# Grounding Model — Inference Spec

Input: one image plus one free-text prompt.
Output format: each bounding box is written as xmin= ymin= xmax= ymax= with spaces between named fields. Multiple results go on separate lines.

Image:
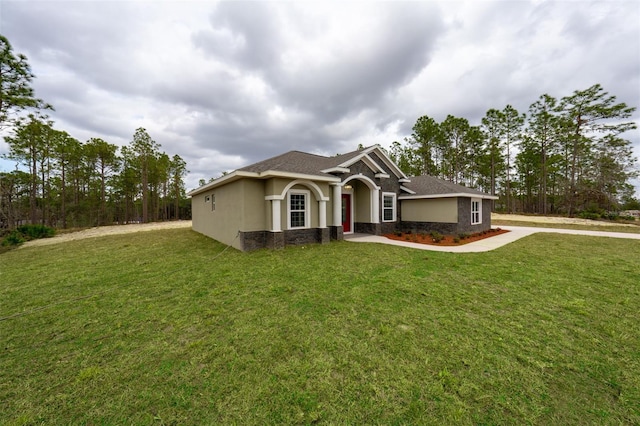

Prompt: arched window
xmin=287 ymin=189 xmax=310 ymax=229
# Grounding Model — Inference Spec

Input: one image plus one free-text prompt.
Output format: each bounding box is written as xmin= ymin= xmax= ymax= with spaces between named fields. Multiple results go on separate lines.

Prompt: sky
xmin=1 ymin=0 xmax=639 ymax=194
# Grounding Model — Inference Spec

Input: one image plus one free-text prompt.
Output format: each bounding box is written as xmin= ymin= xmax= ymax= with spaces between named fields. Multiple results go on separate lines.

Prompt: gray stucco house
xmin=188 ymin=145 xmax=497 ymax=251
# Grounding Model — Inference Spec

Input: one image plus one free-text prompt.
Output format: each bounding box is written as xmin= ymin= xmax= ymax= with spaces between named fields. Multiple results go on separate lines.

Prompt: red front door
xmin=341 ymin=194 xmax=351 ymax=232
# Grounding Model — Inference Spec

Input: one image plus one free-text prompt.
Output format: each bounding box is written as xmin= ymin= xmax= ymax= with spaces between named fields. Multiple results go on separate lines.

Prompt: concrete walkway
xmin=344 ymin=226 xmax=640 ymax=253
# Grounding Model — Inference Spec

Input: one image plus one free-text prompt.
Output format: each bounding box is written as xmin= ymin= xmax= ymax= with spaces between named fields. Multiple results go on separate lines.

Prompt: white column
xmin=318 ymin=200 xmax=327 ymax=228
xmin=271 ymin=199 xmax=281 ymax=232
xmin=332 ymin=184 xmax=341 ymax=226
xmin=372 ymin=188 xmax=380 ymax=223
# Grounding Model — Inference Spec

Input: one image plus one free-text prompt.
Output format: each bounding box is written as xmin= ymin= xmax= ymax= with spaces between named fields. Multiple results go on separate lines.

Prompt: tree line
xmin=0 ymin=35 xmax=189 ymax=232
xmin=389 ymin=85 xmax=638 ymax=216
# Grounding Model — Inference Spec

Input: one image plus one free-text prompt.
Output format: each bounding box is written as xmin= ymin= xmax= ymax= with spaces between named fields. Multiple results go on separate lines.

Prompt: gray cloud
xmin=0 ymin=0 xmax=638 ymax=193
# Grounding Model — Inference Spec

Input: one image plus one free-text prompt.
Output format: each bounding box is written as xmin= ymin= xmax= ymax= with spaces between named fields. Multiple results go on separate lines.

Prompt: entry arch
xmin=341 ymin=174 xmax=380 ymax=224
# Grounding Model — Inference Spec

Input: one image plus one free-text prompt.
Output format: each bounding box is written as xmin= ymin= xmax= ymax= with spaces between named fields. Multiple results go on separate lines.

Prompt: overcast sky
xmin=1 ymin=0 xmax=639 ymax=194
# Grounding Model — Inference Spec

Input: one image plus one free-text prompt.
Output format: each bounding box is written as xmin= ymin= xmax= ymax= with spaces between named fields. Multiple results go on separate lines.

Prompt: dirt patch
xmin=20 ymin=220 xmax=192 ymax=248
xmin=384 ymin=228 xmax=510 ymax=246
xmin=492 ymin=213 xmax=637 ymax=227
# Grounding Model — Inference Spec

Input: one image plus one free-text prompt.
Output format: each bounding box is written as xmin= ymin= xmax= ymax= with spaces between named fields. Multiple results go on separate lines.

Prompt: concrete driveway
xmin=345 ymin=226 xmax=640 ymax=253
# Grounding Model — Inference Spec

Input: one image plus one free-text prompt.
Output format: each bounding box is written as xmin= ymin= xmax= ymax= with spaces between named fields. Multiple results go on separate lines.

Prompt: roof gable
xmin=324 ymin=145 xmax=407 ymax=179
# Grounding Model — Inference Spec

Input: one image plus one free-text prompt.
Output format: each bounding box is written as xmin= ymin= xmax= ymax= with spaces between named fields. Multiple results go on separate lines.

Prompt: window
xmin=382 ymin=192 xmax=396 ymax=222
xmin=288 ymin=190 xmax=309 ymax=229
xmin=471 ymin=198 xmax=481 ymax=225
xmin=204 ymin=195 xmax=210 ymax=203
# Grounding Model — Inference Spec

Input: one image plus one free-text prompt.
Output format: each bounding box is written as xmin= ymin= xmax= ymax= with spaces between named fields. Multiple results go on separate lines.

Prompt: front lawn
xmin=1 ymin=229 xmax=638 ymax=424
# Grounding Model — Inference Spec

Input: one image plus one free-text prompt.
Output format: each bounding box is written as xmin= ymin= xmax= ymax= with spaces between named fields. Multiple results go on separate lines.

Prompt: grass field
xmin=491 ymin=219 xmax=640 ymax=234
xmin=1 ymin=229 xmax=639 ymax=424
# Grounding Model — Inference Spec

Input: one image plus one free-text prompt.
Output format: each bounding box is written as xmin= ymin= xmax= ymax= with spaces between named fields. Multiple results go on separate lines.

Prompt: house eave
xmin=187 ymin=170 xmax=341 ymax=197
xmin=321 ymin=166 xmax=350 ymax=174
xmin=258 ymin=170 xmax=341 ymax=182
xmin=400 ymin=185 xmax=416 ymax=195
xmin=187 ymin=171 xmax=258 ymax=196
xmin=399 ymin=193 xmax=499 ymax=200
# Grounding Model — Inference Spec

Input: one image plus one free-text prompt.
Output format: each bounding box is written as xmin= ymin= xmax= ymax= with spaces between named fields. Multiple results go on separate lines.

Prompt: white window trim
xmin=382 ymin=192 xmax=396 ymax=222
xmin=204 ymin=195 xmax=210 ymax=203
xmin=287 ymin=189 xmax=310 ymax=230
xmin=471 ymin=198 xmax=482 ymax=225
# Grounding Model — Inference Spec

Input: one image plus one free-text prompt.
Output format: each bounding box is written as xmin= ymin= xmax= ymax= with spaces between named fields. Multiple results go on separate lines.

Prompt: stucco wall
xmin=353 ymin=180 xmax=371 ymax=223
xmin=242 ymin=179 xmax=268 ymax=231
xmin=400 ymin=198 xmax=458 ymax=223
xmin=399 ymin=197 xmax=492 ymax=235
xmin=191 ymin=179 xmax=266 ymax=250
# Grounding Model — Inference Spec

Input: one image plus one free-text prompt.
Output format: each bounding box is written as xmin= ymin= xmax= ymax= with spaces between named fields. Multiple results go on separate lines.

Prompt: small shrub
xmin=458 ymin=232 xmax=470 ymax=240
xmin=453 ymin=237 xmax=460 ymax=243
xmin=1 ymin=224 xmax=56 ymax=247
xmin=1 ymin=230 xmax=26 ymax=246
xmin=430 ymin=231 xmax=444 ymax=243
xmin=578 ymin=211 xmax=600 ymax=220
xmin=394 ymin=230 xmax=403 ymax=237
xmin=17 ymin=224 xmax=56 ymax=240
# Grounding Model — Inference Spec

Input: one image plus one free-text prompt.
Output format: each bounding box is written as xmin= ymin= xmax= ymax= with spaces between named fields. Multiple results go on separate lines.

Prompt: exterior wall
xmin=355 ymin=222 xmax=381 ymax=234
xmin=399 ymin=197 xmax=492 ymax=235
xmin=401 ymin=198 xmax=458 ymax=223
xmin=399 ymin=221 xmax=460 ymax=235
xmin=353 ymin=180 xmax=371 ymax=223
xmin=243 ymin=179 xmax=268 ymax=231
xmin=329 ymin=225 xmax=343 ymax=240
xmin=238 ymin=228 xmax=330 ymax=251
xmin=380 ymin=222 xmax=397 ymax=234
xmin=283 ymin=228 xmax=330 ymax=246
xmin=191 ymin=179 xmax=258 ymax=251
xmin=231 ymin=178 xmax=333 ymax=251
xmin=240 ymin=231 xmax=267 ymax=251
xmin=266 ymin=178 xmax=290 ymax=197
xmin=455 ymin=197 xmax=491 ymax=233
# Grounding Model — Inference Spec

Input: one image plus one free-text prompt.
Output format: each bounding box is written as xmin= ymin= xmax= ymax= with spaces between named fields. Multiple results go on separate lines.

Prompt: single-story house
xmin=188 ymin=145 xmax=498 ymax=251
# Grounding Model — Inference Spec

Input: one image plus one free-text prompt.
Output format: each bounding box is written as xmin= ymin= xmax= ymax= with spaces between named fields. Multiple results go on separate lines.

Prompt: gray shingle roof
xmin=237 ymin=148 xmax=366 ymax=176
xmin=403 ymin=175 xmax=490 ymax=197
xmin=238 ymin=151 xmax=330 ymax=176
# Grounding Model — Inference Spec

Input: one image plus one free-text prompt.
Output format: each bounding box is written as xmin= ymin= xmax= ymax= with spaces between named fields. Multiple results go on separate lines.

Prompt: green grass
xmin=1 ymin=229 xmax=639 ymax=424
xmin=492 ymin=219 xmax=640 ymax=234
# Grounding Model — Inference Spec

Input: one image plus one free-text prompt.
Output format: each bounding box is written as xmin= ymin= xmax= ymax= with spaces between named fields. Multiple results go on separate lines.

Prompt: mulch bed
xmin=384 ymin=228 xmax=510 ymax=246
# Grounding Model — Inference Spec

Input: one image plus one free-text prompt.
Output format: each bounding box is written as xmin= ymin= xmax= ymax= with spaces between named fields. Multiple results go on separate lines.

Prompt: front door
xmin=341 ymin=194 xmax=352 ymax=233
